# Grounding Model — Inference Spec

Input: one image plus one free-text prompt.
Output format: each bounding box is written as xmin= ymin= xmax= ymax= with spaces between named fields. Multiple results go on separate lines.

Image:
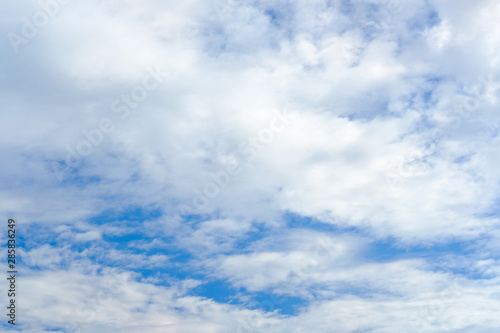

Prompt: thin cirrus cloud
xmin=1 ymin=0 xmax=500 ymax=332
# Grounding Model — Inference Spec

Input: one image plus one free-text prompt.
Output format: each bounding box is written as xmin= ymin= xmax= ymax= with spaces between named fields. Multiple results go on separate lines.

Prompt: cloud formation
xmin=1 ymin=0 xmax=500 ymax=332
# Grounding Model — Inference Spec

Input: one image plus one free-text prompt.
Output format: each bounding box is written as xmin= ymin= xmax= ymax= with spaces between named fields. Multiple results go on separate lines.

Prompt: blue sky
xmin=1 ymin=0 xmax=500 ymax=332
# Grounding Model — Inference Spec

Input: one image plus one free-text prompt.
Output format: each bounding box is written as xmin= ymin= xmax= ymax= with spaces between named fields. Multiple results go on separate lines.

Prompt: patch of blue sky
xmin=177 ymin=212 xmax=212 ymax=224
xmin=453 ymin=153 xmax=473 ymax=165
xmin=426 ymin=10 xmax=441 ymax=27
xmin=366 ymin=237 xmax=496 ymax=281
xmin=127 ymin=266 xmax=195 ymax=286
xmin=408 ymin=76 xmax=444 ymax=106
xmin=367 ymin=237 xmax=476 ymax=262
xmin=330 ymin=281 xmax=396 ymax=299
xmin=192 ymin=279 xmax=307 ymax=315
xmin=92 ymin=231 xmax=191 ymax=261
xmin=425 ymin=76 xmax=444 ymax=85
xmin=0 ymin=320 xmax=23 ymax=331
xmin=16 ymin=223 xmax=58 ymax=250
xmin=66 ymin=174 xmax=102 ymax=189
xmin=407 ymin=9 xmax=441 ymax=34
xmin=264 ymin=8 xmax=280 ymax=26
xmin=339 ymin=0 xmax=355 ymax=16
xmin=190 ymin=280 xmax=241 ymax=304
xmin=231 ymin=223 xmax=271 ymax=252
xmin=88 ymin=206 xmax=163 ymax=225
xmin=422 ymin=90 xmax=433 ymax=104
xmin=250 ymin=292 xmax=306 ymax=315
xmin=338 ymin=100 xmax=393 ymax=121
xmin=420 ymin=76 xmax=445 ymax=100
xmin=283 ymin=211 xmax=364 ymax=234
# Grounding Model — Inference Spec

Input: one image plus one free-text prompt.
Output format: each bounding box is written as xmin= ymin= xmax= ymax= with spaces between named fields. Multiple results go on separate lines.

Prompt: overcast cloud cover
xmin=1 ymin=0 xmax=500 ymax=332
